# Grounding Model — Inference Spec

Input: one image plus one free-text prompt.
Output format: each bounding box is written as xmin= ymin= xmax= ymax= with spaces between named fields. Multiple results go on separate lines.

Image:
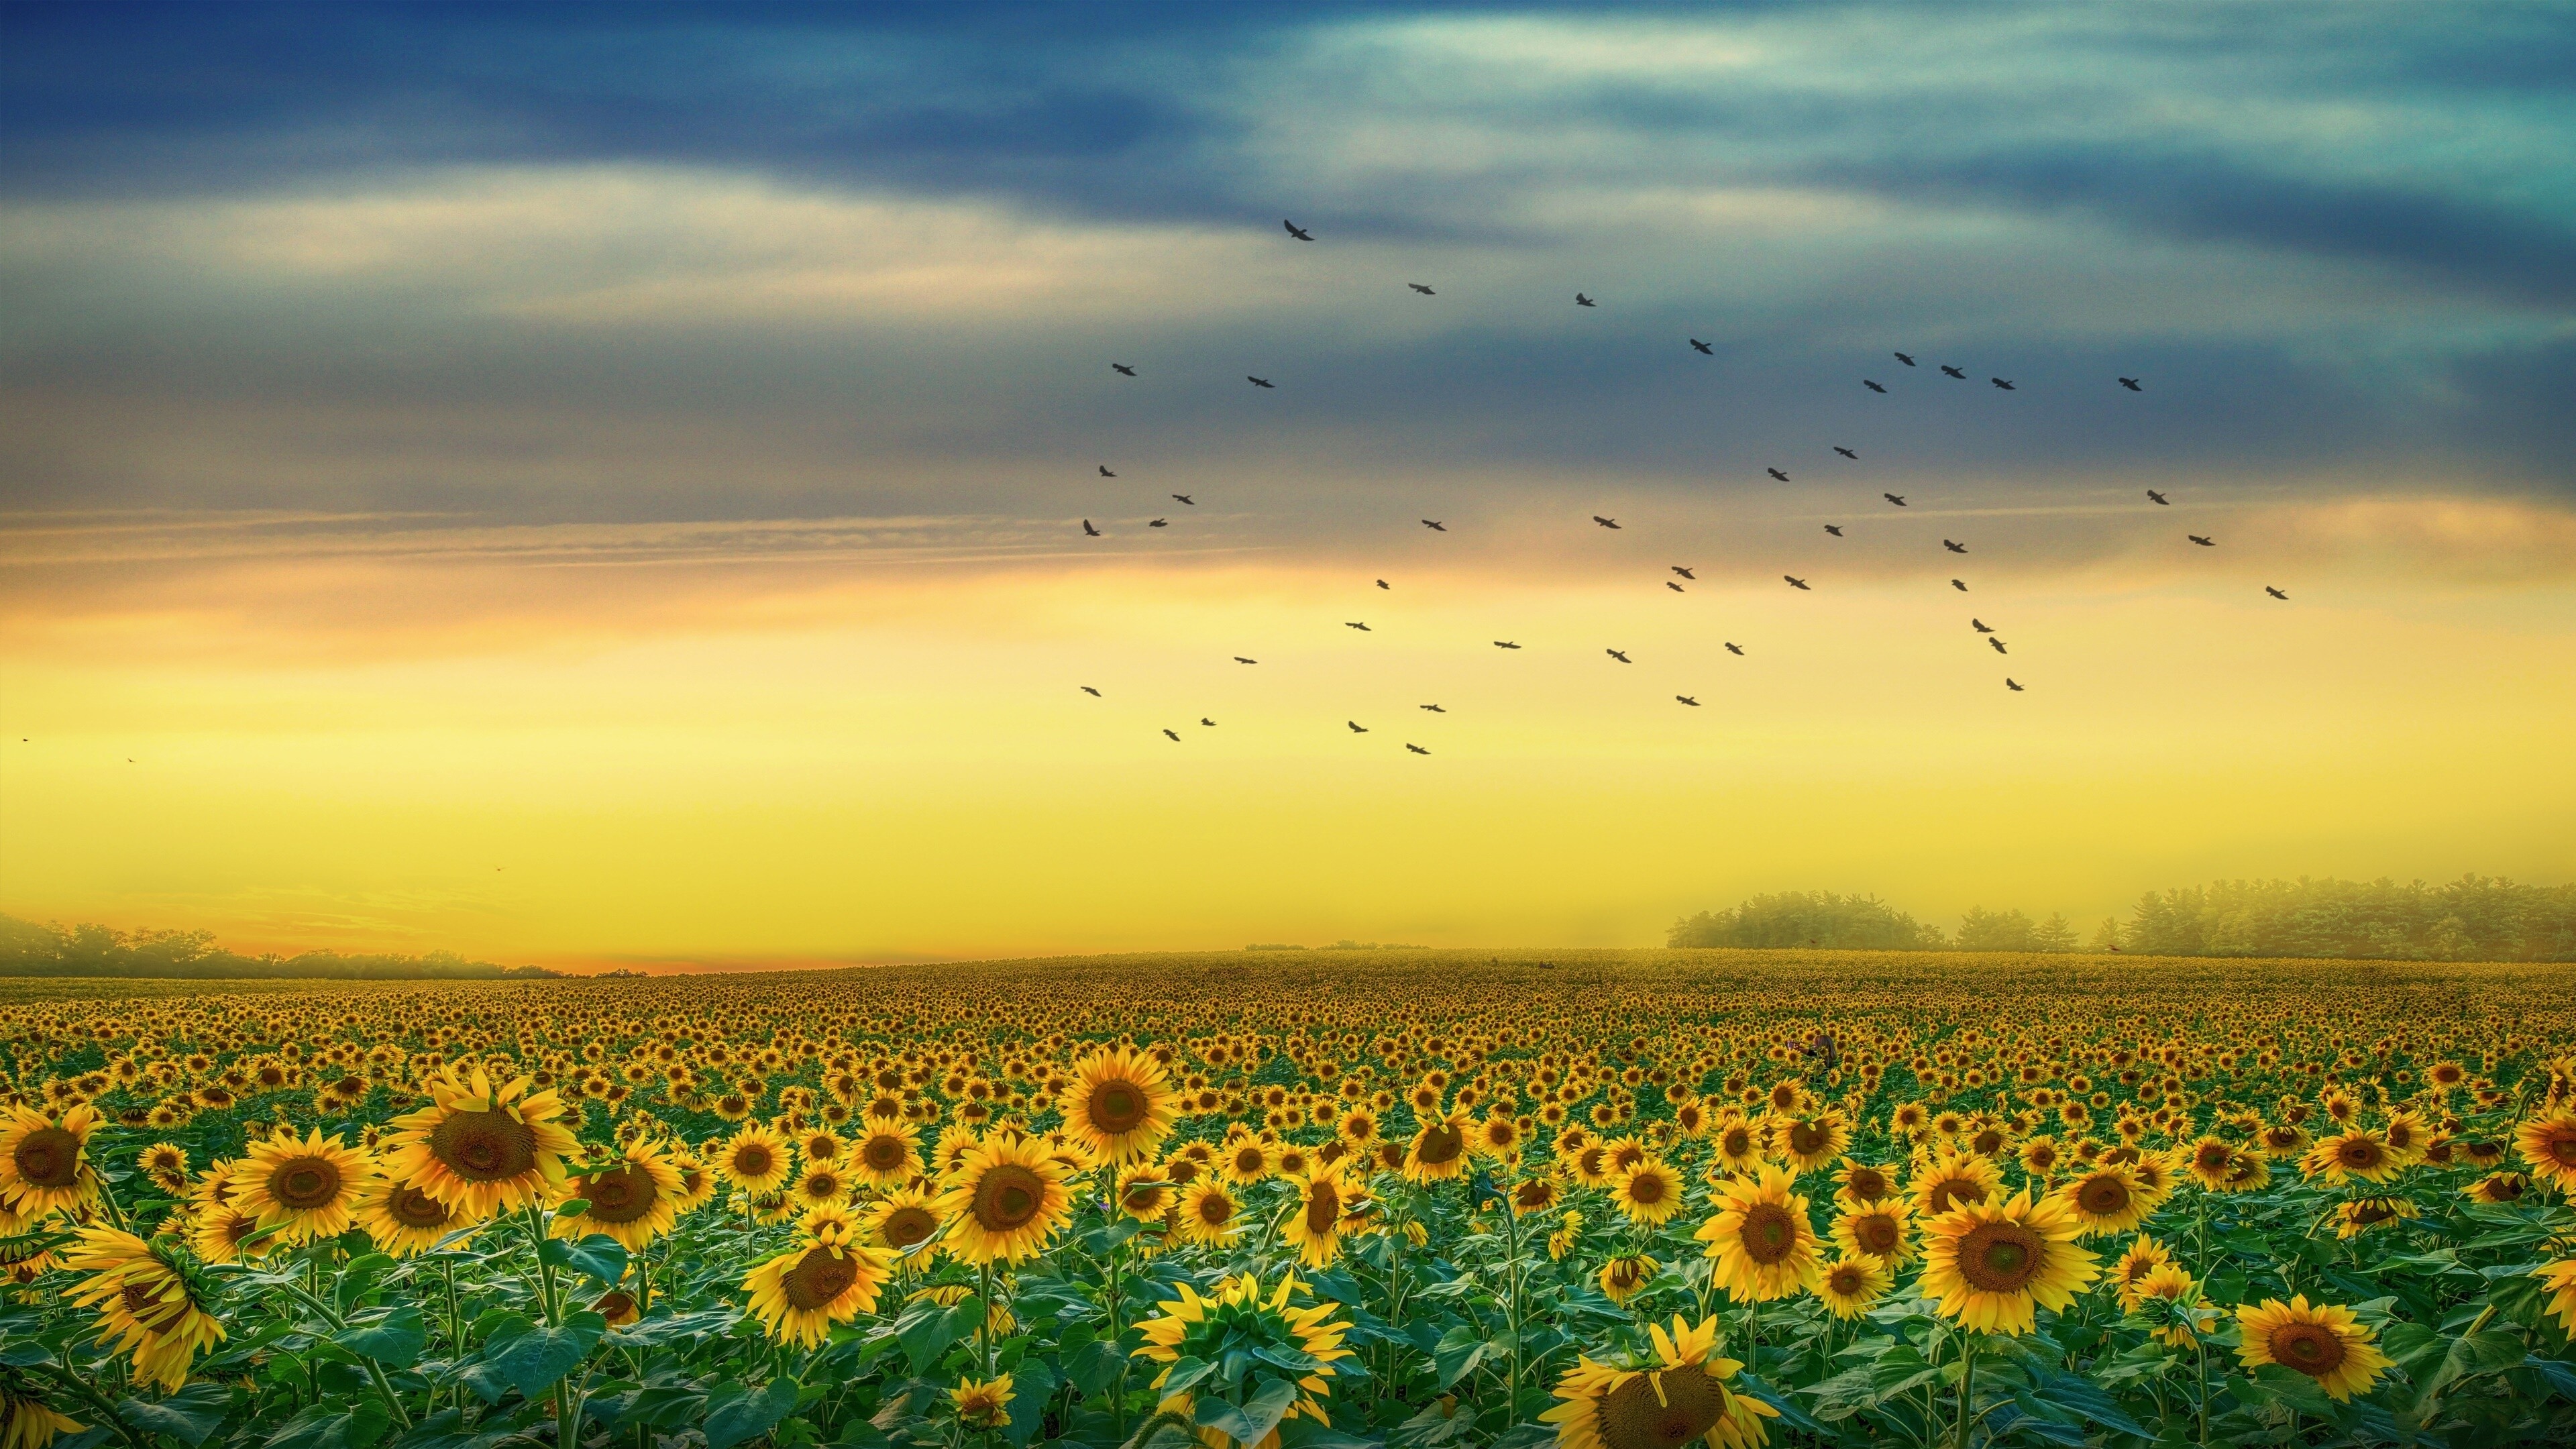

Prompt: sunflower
xmin=1814 ymin=1254 xmax=1892 ymax=1320
xmin=1177 ymin=1179 xmax=1243 ymax=1246
xmin=354 ymin=1172 xmax=471 ymax=1258
xmin=1513 ymin=1173 xmax=1563 ymax=1215
xmin=713 ymin=1124 xmax=795 ymax=1197
xmin=2056 ymin=1163 xmax=2151 ymax=1240
xmin=2234 ymin=1297 xmax=2390 ymax=1402
xmin=0 ymin=1105 xmax=99 ymax=1219
xmin=2463 ymin=1171 xmax=2530 ymax=1205
xmin=380 ymin=1069 xmax=578 ymax=1220
xmin=1613 ymin=1158 xmax=1688 ymax=1228
xmin=1768 ymin=1112 xmax=1849 ymax=1177
xmin=2302 ymin=1129 xmax=2400 ymax=1186
xmin=2334 ymin=1197 xmax=2419 ymax=1239
xmin=60 ymin=1227 xmax=226 ymax=1391
xmin=667 ymin=1151 xmax=718 ymax=1214
xmin=551 ymin=1141 xmax=684 ymax=1251
xmin=135 ymin=1143 xmax=190 ymax=1195
xmin=1710 ymin=1115 xmax=1764 ymax=1173
xmin=1132 ymin=1274 xmax=1356 ymax=1449
xmin=1918 ymin=1189 xmax=2100 ymax=1336
xmin=932 ymin=1132 xmax=1074 ymax=1265
xmin=227 ymin=1127 xmax=371 ymax=1247
xmin=2255 ymin=1122 xmax=2311 ymax=1159
xmin=1831 ymin=1159 xmax=1897 ymax=1209
xmin=2515 ymin=1108 xmax=2576 ymax=1193
xmin=2108 ymin=1234 xmax=2173 ymax=1309
xmin=1475 ymin=1112 xmax=1524 ymax=1161
xmin=1059 ymin=1046 xmax=1179 ymax=1165
xmin=912 ymin=1281 xmax=1016 ymax=1337
xmin=1541 ymin=1314 xmax=1778 ymax=1449
xmin=0 ymin=1383 xmax=80 ymax=1449
xmin=1829 ymin=1199 xmax=1915 ymax=1266
xmin=950 ymin=1376 xmax=1015 ymax=1431
xmin=1575 ymin=1256 xmax=1648 ymax=1309
xmin=1695 ymin=1166 xmax=1821 ymax=1303
xmin=1220 ymin=1132 xmax=1275 ymax=1186
xmin=741 ymin=1211 xmax=896 ymax=1347
xmin=863 ymin=1185 xmax=944 ymax=1258
xmin=1909 ymin=1149 xmax=2002 ymax=1218
xmin=1283 ymin=1160 xmax=1356 ymax=1269
xmin=2017 ymin=1136 xmax=2063 ymax=1183
xmin=1403 ymin=1112 xmax=1472 ymax=1183
xmin=1116 ymin=1170 xmax=1175 ymax=1222
xmin=2534 ymin=1258 xmax=2576 ymax=1338
xmin=2129 ymin=1265 xmax=2216 ymax=1348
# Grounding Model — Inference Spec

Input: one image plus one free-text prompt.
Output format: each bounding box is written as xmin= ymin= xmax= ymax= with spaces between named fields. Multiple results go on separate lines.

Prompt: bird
xmin=1200 ymin=718 xmax=1216 ymax=727
xmin=1405 ymin=743 xmax=1430 ymax=755
xmin=1606 ymin=649 xmax=1631 ymax=663
xmin=1112 ymin=364 xmax=1136 ymax=376
xmin=1345 ymin=621 xmax=1371 ymax=631
xmin=1080 ymin=686 xmax=1102 ymax=696
xmin=1284 ymin=220 xmax=1314 ymax=240
xmin=1420 ymin=704 xmax=1445 ymax=712
xmin=1098 ymin=465 xmax=1116 ymax=477
xmin=1246 ymin=376 xmax=1274 ymax=388
xmin=1677 ymin=695 xmax=1700 ymax=706
xmin=1951 ymin=579 xmax=1968 ymax=591
xmin=1148 ymin=518 xmax=1169 ymax=528
xmin=1164 ymin=729 xmax=1180 ymax=741
xmin=2267 ymin=586 xmax=2289 ymax=600
xmin=1592 ymin=516 xmax=1619 ymax=529
xmin=1833 ymin=446 xmax=1857 ymax=459
xmin=1671 ymin=566 xmax=1695 ymax=579
xmin=1375 ymin=579 xmax=1389 ymax=590
xmin=1408 ymin=283 xmax=1435 ymax=294
xmin=2006 ymin=679 xmax=2023 ymax=692
xmin=1347 ymin=720 xmax=1368 ymax=733
xmin=1784 ymin=576 xmax=1810 ymax=590
xmin=1081 ymin=519 xmax=1101 ymax=537
xmin=1990 ymin=638 xmax=2008 ymax=655
xmin=1724 ymin=642 xmax=1744 ymax=656
xmin=1421 ymin=519 xmax=1446 ymax=531
xmin=1864 ymin=380 xmax=1887 ymax=393
xmin=1972 ymin=619 xmax=1994 ymax=633
xmin=2120 ymin=377 xmax=2143 ymax=391
xmin=1234 ymin=657 xmax=1258 ymax=664
xmin=1576 ymin=293 xmax=1596 ymax=307
xmin=1990 ymin=377 xmax=2015 ymax=390
xmin=1941 ymin=365 xmax=1966 ymax=379
xmin=1894 ymin=352 xmax=1917 ymax=366
xmin=1173 ymin=494 xmax=1195 ymax=504
xmin=1943 ymin=539 xmax=1968 ymax=553
xmin=1824 ymin=525 xmax=1843 ymax=537
xmin=1690 ymin=338 xmax=1713 ymax=354
xmin=1666 ymin=581 xmax=1685 ymax=592
xmin=2147 ymin=489 xmax=2169 ymax=504
xmin=1767 ymin=468 xmax=1789 ymax=482
xmin=2189 ymin=535 xmax=2215 ymax=547
xmin=1493 ymin=641 xmax=1521 ymax=649
xmin=1884 ymin=493 xmax=1907 ymax=506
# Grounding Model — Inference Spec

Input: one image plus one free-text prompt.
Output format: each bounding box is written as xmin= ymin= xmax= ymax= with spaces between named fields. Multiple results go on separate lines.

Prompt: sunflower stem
xmin=1951 ymin=1336 xmax=1976 ymax=1449
xmin=978 ymin=1259 xmax=996 ymax=1377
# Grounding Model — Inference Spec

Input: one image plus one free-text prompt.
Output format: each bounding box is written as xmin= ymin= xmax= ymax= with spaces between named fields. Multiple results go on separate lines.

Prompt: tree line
xmin=1666 ymin=874 xmax=2576 ymax=961
xmin=0 ymin=914 xmax=559 ymax=979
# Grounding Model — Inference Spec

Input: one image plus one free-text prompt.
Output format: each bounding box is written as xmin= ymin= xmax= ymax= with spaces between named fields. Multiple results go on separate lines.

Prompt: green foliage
xmin=1667 ymin=891 xmax=1946 ymax=949
xmin=0 ymin=914 xmax=557 ymax=979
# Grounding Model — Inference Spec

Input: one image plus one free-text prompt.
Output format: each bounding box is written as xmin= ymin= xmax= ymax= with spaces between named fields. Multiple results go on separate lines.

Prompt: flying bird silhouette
xmin=1951 ymin=579 xmax=1968 ymax=591
xmin=1990 ymin=377 xmax=2016 ymax=390
xmin=2006 ymin=679 xmax=2023 ymax=692
xmin=1972 ymin=619 xmax=1994 ymax=633
xmin=1606 ymin=649 xmax=1631 ymax=663
xmin=2120 ymin=377 xmax=2143 ymax=391
xmin=1407 ymin=283 xmax=1435 ymax=294
xmin=1098 ymin=465 xmax=1116 ymax=477
xmin=1148 ymin=518 xmax=1168 ymax=527
xmin=2190 ymin=535 xmax=2215 ymax=547
xmin=1201 ymin=718 xmax=1216 ymax=727
xmin=1784 ymin=576 xmax=1810 ymax=590
xmin=1284 ymin=220 xmax=1314 ymax=240
xmin=1163 ymin=729 xmax=1181 ymax=741
xmin=1346 ymin=621 xmax=1371 ymax=631
xmin=1347 ymin=720 xmax=1368 ymax=733
xmin=1080 ymin=686 xmax=1101 ymax=696
xmin=1767 ymin=468 xmax=1790 ymax=481
xmin=1081 ymin=519 xmax=1100 ymax=537
xmin=1493 ymin=641 xmax=1521 ymax=649
xmin=1666 ymin=581 xmax=1685 ymax=592
xmin=1234 ymin=657 xmax=1258 ymax=664
xmin=1989 ymin=638 xmax=2008 ymax=655
xmin=1894 ymin=352 xmax=1917 ymax=366
xmin=1420 ymin=704 xmax=1445 ymax=712
xmin=1941 ymin=365 xmax=1966 ymax=379
xmin=1172 ymin=494 xmax=1193 ymax=504
xmin=1884 ymin=493 xmax=1907 ymax=506
xmin=1593 ymin=515 xmax=1620 ymax=529
xmin=1376 ymin=579 xmax=1389 ymax=589
xmin=2147 ymin=489 xmax=2169 ymax=504
xmin=1833 ymin=446 xmax=1857 ymax=459
xmin=1690 ymin=338 xmax=1713 ymax=354
xmin=1671 ymin=566 xmax=1695 ymax=579
xmin=1943 ymin=539 xmax=1968 ymax=553
xmin=1824 ymin=525 xmax=1843 ymax=537
xmin=1575 ymin=293 xmax=1596 ymax=307
xmin=1246 ymin=376 xmax=1274 ymax=388
xmin=1864 ymin=380 xmax=1887 ymax=392
xmin=1724 ymin=642 xmax=1744 ymax=655
xmin=1421 ymin=519 xmax=1446 ymax=531
xmin=1112 ymin=364 xmax=1136 ymax=376
xmin=2266 ymin=586 xmax=2289 ymax=600
xmin=1677 ymin=695 xmax=1700 ymax=706
xmin=1405 ymin=743 xmax=1430 ymax=755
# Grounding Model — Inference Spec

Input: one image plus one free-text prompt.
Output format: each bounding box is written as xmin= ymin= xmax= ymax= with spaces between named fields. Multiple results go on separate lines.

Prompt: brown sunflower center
xmin=1927 ymin=1177 xmax=1986 ymax=1214
xmin=2269 ymin=1322 xmax=2347 ymax=1377
xmin=2336 ymin=1138 xmax=2383 ymax=1169
xmin=2481 ymin=1176 xmax=2525 ymax=1201
xmin=800 ymin=1172 xmax=841 ymax=1201
xmin=1305 ymin=1181 xmax=1340 ymax=1235
xmin=1853 ymin=1213 xmax=1900 ymax=1255
xmin=2076 ymin=1175 xmax=2131 ymax=1218
xmin=1737 ymin=1201 xmax=1798 ymax=1265
xmin=1788 ymin=1124 xmax=1827 ymax=1155
xmin=861 ymin=1134 xmax=908 ymax=1172
xmin=429 ymin=1109 xmax=539 ymax=1183
xmin=1844 ymin=1167 xmax=1887 ymax=1201
xmin=1597 ymin=1363 xmax=1729 ymax=1449
xmin=270 ymin=1155 xmax=343 ymax=1211
xmin=1827 ymin=1265 xmax=1867 ymax=1295
xmin=971 ymin=1163 xmax=1047 ymax=1232
xmin=1195 ymin=1189 xmax=1236 ymax=1226
xmin=731 ymin=1144 xmax=776 ymax=1179
xmin=2546 ymin=1131 xmax=2576 ymax=1166
xmin=2350 ymin=1201 xmax=2396 ymax=1226
xmin=1089 ymin=1080 xmax=1148 ymax=1135
xmin=1234 ymin=1149 xmax=1267 ymax=1176
xmin=11 ymin=1127 xmax=81 ymax=1189
xmin=1416 ymin=1124 xmax=1464 ymax=1167
xmin=1515 ymin=1181 xmax=1556 ymax=1210
xmin=1122 ymin=1183 xmax=1167 ymax=1212
xmin=121 ymin=1280 xmax=167 ymax=1320
xmin=2194 ymin=1144 xmax=2231 ymax=1171
xmin=387 ymin=1184 xmax=452 ymax=1228
xmin=579 ymin=1165 xmax=659 ymax=1224
xmin=592 ymin=1290 xmax=637 ymax=1321
xmin=881 ymin=1205 xmax=937 ymax=1248
xmin=1721 ymin=1130 xmax=1752 ymax=1157
xmin=780 ymin=1246 xmax=861 ymax=1310
xmin=1627 ymin=1172 xmax=1668 ymax=1205
xmin=1970 ymin=1130 xmax=2004 ymax=1157
xmin=1955 ymin=1220 xmax=2045 ymax=1293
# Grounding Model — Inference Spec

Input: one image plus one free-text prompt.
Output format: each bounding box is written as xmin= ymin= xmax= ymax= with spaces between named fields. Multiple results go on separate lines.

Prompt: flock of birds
xmin=1074 ymin=219 xmax=2288 ymax=752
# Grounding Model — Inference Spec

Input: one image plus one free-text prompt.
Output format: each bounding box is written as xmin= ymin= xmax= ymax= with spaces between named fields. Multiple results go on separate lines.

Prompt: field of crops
xmin=1 ymin=949 xmax=2573 ymax=1449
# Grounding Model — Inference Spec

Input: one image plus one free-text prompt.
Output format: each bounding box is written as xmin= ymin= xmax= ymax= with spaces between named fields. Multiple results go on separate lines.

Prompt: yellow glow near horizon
xmin=4 ymin=500 xmax=2572 ymax=971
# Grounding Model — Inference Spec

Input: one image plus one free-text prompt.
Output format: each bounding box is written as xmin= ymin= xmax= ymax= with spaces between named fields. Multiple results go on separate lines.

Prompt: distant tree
xmin=2030 ymin=912 xmax=2078 ymax=953
xmin=1668 ymin=892 xmax=1942 ymax=950
xmin=2089 ymin=917 xmax=2125 ymax=952
xmin=0 ymin=914 xmax=557 ymax=979
xmin=1954 ymin=907 xmax=2038 ymax=952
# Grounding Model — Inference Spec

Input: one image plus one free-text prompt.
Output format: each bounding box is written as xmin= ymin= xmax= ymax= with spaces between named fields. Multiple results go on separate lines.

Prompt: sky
xmin=1 ymin=1 xmax=2571 ymax=970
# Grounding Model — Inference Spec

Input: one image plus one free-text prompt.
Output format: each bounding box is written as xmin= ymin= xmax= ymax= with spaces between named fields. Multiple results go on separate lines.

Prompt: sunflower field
xmin=1 ymin=950 xmax=2573 ymax=1449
